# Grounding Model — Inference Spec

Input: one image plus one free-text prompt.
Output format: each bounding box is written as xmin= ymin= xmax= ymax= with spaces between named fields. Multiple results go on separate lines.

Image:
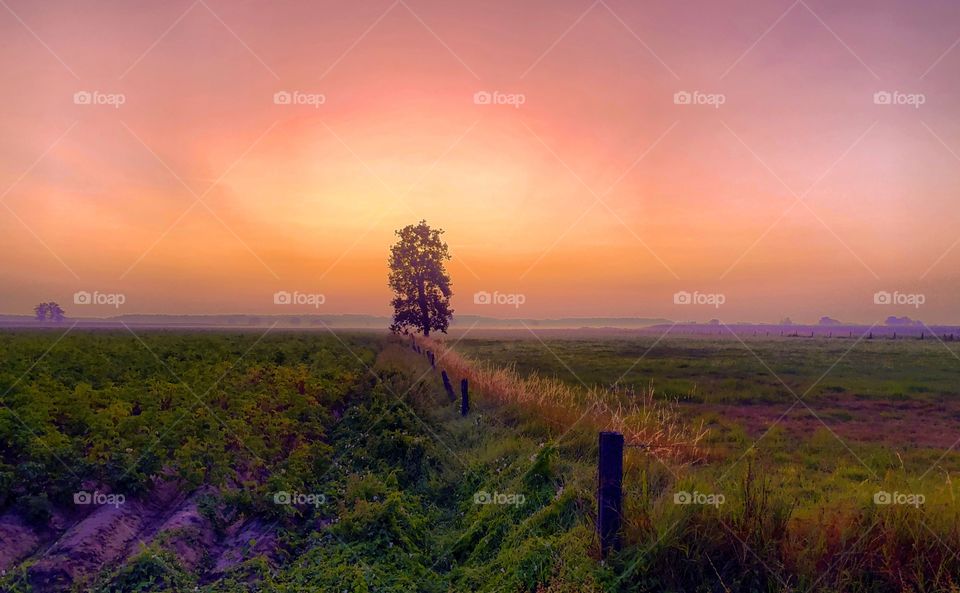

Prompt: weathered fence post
xmin=460 ymin=378 xmax=469 ymax=416
xmin=441 ymin=370 xmax=455 ymax=401
xmin=597 ymin=431 xmax=624 ymax=559
xmin=427 ymin=351 xmax=435 ymax=367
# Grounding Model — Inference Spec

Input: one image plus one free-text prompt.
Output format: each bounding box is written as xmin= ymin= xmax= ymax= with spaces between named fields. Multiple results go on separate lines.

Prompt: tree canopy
xmin=387 ymin=220 xmax=453 ymax=336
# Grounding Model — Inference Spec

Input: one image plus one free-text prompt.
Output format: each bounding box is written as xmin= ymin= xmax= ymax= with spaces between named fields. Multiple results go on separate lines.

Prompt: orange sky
xmin=2 ymin=0 xmax=960 ymax=323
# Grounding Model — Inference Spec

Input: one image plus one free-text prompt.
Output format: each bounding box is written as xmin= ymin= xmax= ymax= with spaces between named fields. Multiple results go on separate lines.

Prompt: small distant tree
xmin=34 ymin=303 xmax=50 ymax=321
xmin=48 ymin=302 xmax=65 ymax=322
xmin=388 ymin=220 xmax=453 ymax=336
xmin=33 ymin=302 xmax=66 ymax=322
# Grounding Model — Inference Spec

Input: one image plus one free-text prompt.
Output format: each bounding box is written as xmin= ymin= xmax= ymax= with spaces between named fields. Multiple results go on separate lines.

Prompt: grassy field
xmin=2 ymin=330 xmax=960 ymax=592
xmin=447 ymin=334 xmax=960 ymax=592
xmin=457 ymin=335 xmax=960 ymax=454
xmin=455 ymin=335 xmax=960 ymax=404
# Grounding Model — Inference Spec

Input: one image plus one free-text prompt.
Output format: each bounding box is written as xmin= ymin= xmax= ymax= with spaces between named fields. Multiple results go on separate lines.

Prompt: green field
xmin=457 ymin=335 xmax=960 ymax=464
xmin=2 ymin=330 xmax=960 ymax=592
xmin=455 ymin=336 xmax=960 ymax=404
xmin=0 ymin=331 xmax=603 ymax=592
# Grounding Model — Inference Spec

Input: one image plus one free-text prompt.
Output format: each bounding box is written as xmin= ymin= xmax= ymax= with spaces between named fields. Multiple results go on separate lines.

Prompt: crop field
xmin=2 ymin=330 xmax=960 ymax=592
xmin=0 ymin=330 xmax=603 ymax=592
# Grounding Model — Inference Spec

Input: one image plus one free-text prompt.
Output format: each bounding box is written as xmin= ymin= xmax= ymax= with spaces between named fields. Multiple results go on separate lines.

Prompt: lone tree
xmin=388 ymin=220 xmax=453 ymax=336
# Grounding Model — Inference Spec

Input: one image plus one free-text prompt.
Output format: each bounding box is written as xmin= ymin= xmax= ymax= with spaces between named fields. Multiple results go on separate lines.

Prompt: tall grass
xmin=415 ymin=336 xmax=960 ymax=591
xmin=415 ymin=336 xmax=707 ymax=463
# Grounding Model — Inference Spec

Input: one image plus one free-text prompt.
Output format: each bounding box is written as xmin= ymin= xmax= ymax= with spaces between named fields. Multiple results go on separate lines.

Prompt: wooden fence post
xmin=441 ymin=370 xmax=455 ymax=401
xmin=597 ymin=431 xmax=624 ymax=559
xmin=460 ymin=379 xmax=469 ymax=416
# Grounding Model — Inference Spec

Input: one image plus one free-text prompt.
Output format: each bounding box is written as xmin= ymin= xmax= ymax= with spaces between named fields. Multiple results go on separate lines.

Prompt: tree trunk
xmin=417 ymin=277 xmax=430 ymax=336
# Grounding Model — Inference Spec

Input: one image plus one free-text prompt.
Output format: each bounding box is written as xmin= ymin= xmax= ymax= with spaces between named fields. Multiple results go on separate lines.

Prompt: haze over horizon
xmin=4 ymin=0 xmax=960 ymax=323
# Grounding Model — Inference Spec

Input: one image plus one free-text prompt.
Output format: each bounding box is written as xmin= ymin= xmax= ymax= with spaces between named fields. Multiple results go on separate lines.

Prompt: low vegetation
xmin=0 ymin=331 xmax=605 ymax=592
xmin=2 ymin=330 xmax=960 ymax=591
xmin=417 ymin=335 xmax=707 ymax=463
xmin=452 ymin=334 xmax=960 ymax=592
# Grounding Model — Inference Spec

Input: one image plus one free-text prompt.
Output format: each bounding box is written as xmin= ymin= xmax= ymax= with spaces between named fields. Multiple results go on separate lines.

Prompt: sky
xmin=1 ymin=0 xmax=960 ymax=323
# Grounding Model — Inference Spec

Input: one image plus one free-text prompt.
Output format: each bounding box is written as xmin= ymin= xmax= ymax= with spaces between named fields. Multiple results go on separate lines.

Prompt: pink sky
xmin=2 ymin=0 xmax=960 ymax=323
